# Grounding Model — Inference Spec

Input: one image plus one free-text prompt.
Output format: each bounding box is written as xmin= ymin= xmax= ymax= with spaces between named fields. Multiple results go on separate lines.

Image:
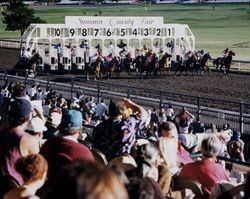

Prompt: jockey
xmin=23 ymin=48 xmax=32 ymax=59
xmin=135 ymin=48 xmax=140 ymax=58
xmin=197 ymin=49 xmax=205 ymax=60
xmin=153 ymin=41 xmax=160 ymax=54
xmin=67 ymin=42 xmax=76 ymax=57
xmin=117 ymin=40 xmax=127 ymax=50
xmin=158 ymin=48 xmax=164 ymax=60
xmin=222 ymin=47 xmax=230 ymax=58
xmin=185 ymin=50 xmax=193 ymax=60
xmin=221 ymin=47 xmax=229 ymax=64
xmin=107 ymin=53 xmax=113 ymax=62
xmin=141 ymin=45 xmax=148 ymax=56
xmin=108 ymin=41 xmax=115 ymax=56
xmin=95 ymin=43 xmax=102 ymax=55
xmin=119 ymin=47 xmax=127 ymax=59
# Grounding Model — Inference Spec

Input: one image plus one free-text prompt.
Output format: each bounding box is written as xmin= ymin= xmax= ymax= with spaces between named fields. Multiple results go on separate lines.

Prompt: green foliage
xmin=2 ymin=0 xmax=46 ymax=35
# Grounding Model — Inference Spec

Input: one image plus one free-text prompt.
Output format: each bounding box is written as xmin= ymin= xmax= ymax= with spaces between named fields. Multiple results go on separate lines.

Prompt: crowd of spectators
xmin=0 ymin=80 xmax=249 ymax=199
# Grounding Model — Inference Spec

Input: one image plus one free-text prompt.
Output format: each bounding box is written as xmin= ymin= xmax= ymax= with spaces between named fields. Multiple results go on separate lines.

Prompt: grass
xmin=0 ymin=3 xmax=250 ymax=60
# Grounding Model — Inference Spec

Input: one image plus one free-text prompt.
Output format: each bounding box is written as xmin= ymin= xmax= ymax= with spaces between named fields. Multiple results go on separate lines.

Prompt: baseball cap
xmin=59 ymin=110 xmax=83 ymax=129
xmin=26 ymin=117 xmax=47 ymax=132
xmin=9 ymin=99 xmax=32 ymax=119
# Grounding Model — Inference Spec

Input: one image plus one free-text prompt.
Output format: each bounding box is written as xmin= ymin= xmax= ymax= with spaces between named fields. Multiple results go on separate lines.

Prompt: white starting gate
xmin=22 ymin=16 xmax=195 ymax=70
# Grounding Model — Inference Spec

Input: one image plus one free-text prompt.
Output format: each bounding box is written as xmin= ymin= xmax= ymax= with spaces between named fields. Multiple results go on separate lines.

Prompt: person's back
xmin=0 ymin=99 xmax=39 ymax=185
xmin=3 ymin=154 xmax=48 ymax=199
xmin=47 ymin=160 xmax=128 ymax=199
xmin=0 ymin=128 xmax=26 ymax=184
xmin=93 ymin=99 xmax=147 ymax=160
xmin=40 ymin=137 xmax=93 ymax=179
xmin=96 ymin=100 xmax=107 ymax=119
xmin=40 ymin=110 xmax=94 ymax=182
xmin=180 ymin=135 xmax=229 ymax=198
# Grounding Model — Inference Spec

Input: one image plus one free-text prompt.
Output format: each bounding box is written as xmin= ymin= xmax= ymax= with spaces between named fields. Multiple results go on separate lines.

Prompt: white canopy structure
xmin=22 ymin=16 xmax=195 ymax=70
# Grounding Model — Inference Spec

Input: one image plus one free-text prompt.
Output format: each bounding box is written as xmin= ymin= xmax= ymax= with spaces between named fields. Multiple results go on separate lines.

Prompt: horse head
xmin=164 ymin=52 xmax=172 ymax=58
xmin=229 ymin=51 xmax=236 ymax=56
xmin=205 ymin=52 xmax=212 ymax=60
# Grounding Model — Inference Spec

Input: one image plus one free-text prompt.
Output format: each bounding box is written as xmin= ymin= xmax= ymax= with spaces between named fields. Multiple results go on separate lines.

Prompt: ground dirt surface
xmin=0 ymin=47 xmax=250 ymax=106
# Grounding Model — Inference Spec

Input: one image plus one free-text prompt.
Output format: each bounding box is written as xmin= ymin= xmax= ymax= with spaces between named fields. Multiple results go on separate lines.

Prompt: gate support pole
xmin=240 ymin=102 xmax=244 ymax=134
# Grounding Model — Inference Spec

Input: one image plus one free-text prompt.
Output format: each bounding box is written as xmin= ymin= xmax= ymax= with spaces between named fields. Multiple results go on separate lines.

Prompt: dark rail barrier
xmin=0 ymin=69 xmax=250 ymax=135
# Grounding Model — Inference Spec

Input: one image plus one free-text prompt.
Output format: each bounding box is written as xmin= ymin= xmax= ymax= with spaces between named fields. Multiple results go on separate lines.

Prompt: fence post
xmin=46 ymin=73 xmax=50 ymax=88
xmin=4 ymin=69 xmax=7 ymax=81
xmin=240 ymin=102 xmax=244 ymax=134
xmin=159 ymin=90 xmax=163 ymax=108
xmin=70 ymin=78 xmax=74 ymax=101
xmin=97 ymin=83 xmax=101 ymax=103
xmin=197 ymin=96 xmax=201 ymax=119
xmin=127 ymin=85 xmax=131 ymax=99
xmin=24 ymin=70 xmax=28 ymax=86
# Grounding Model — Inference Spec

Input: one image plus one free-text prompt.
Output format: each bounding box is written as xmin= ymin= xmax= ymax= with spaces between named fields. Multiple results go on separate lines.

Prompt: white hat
xmin=26 ymin=117 xmax=47 ymax=132
xmin=48 ymin=112 xmax=62 ymax=128
xmin=109 ymin=154 xmax=137 ymax=172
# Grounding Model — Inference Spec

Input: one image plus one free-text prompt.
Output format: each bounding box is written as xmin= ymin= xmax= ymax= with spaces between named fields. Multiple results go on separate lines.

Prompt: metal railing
xmin=0 ymin=69 xmax=250 ymax=135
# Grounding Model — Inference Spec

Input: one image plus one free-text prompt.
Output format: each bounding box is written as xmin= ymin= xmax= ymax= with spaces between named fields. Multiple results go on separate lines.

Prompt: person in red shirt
xmin=40 ymin=110 xmax=94 ymax=183
xmin=180 ymin=135 xmax=229 ymax=198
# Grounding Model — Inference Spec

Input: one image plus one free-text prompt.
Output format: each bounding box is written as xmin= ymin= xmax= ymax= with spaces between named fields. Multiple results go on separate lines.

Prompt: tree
xmin=2 ymin=0 xmax=46 ymax=36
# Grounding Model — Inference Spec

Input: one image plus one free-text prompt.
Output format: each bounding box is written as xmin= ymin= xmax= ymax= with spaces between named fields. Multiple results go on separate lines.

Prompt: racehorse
xmin=14 ymin=52 xmax=42 ymax=77
xmin=121 ymin=53 xmax=135 ymax=76
xmin=86 ymin=56 xmax=103 ymax=80
xmin=101 ymin=56 xmax=120 ymax=79
xmin=213 ymin=51 xmax=235 ymax=75
xmin=157 ymin=52 xmax=172 ymax=76
xmin=174 ymin=53 xmax=197 ymax=75
xmin=139 ymin=52 xmax=158 ymax=78
xmin=199 ymin=52 xmax=212 ymax=74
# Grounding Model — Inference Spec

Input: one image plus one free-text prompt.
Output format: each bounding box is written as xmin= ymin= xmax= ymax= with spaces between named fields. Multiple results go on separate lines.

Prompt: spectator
xmin=87 ymin=97 xmax=96 ymax=115
xmin=47 ymin=160 xmax=129 ymax=199
xmin=55 ymin=94 xmax=67 ymax=110
xmin=158 ymin=121 xmax=178 ymax=139
xmin=166 ymin=104 xmax=175 ymax=121
xmin=228 ymin=132 xmax=245 ymax=160
xmin=3 ymin=154 xmax=48 ymax=199
xmin=127 ymin=143 xmax=165 ymax=199
xmin=190 ymin=116 xmax=205 ymax=134
xmin=158 ymin=137 xmax=179 ymax=175
xmin=158 ymin=107 xmax=167 ymax=125
xmin=150 ymin=107 xmax=159 ymax=126
xmin=40 ymin=110 xmax=94 ymax=183
xmin=0 ymin=99 xmax=40 ymax=184
xmin=95 ymin=99 xmax=107 ymax=119
xmin=205 ymin=123 xmax=218 ymax=134
xmin=43 ymin=112 xmax=62 ymax=140
xmin=158 ymin=137 xmax=181 ymax=198
xmin=27 ymin=85 xmax=37 ymax=99
xmin=93 ymin=98 xmax=147 ymax=161
xmin=158 ymin=121 xmax=193 ymax=165
xmin=26 ymin=117 xmax=47 ymax=150
xmin=180 ymin=135 xmax=230 ymax=198
xmin=70 ymin=97 xmax=80 ymax=110
xmin=175 ymin=107 xmax=195 ymax=134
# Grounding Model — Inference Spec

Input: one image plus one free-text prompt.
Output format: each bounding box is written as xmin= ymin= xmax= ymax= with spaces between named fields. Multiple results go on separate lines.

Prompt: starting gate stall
xmin=21 ymin=16 xmax=195 ymax=70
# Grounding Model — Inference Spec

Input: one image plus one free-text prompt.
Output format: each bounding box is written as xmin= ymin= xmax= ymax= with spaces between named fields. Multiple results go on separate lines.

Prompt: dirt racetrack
xmin=0 ymin=47 xmax=250 ymax=104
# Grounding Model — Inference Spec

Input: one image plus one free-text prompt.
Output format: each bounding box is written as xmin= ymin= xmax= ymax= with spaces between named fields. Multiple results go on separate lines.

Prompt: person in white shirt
xmin=166 ymin=104 xmax=174 ymax=121
xmin=108 ymin=41 xmax=115 ymax=56
xmin=23 ymin=48 xmax=32 ymax=59
xmin=96 ymin=99 xmax=107 ymax=119
xmin=27 ymin=85 xmax=37 ymax=98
